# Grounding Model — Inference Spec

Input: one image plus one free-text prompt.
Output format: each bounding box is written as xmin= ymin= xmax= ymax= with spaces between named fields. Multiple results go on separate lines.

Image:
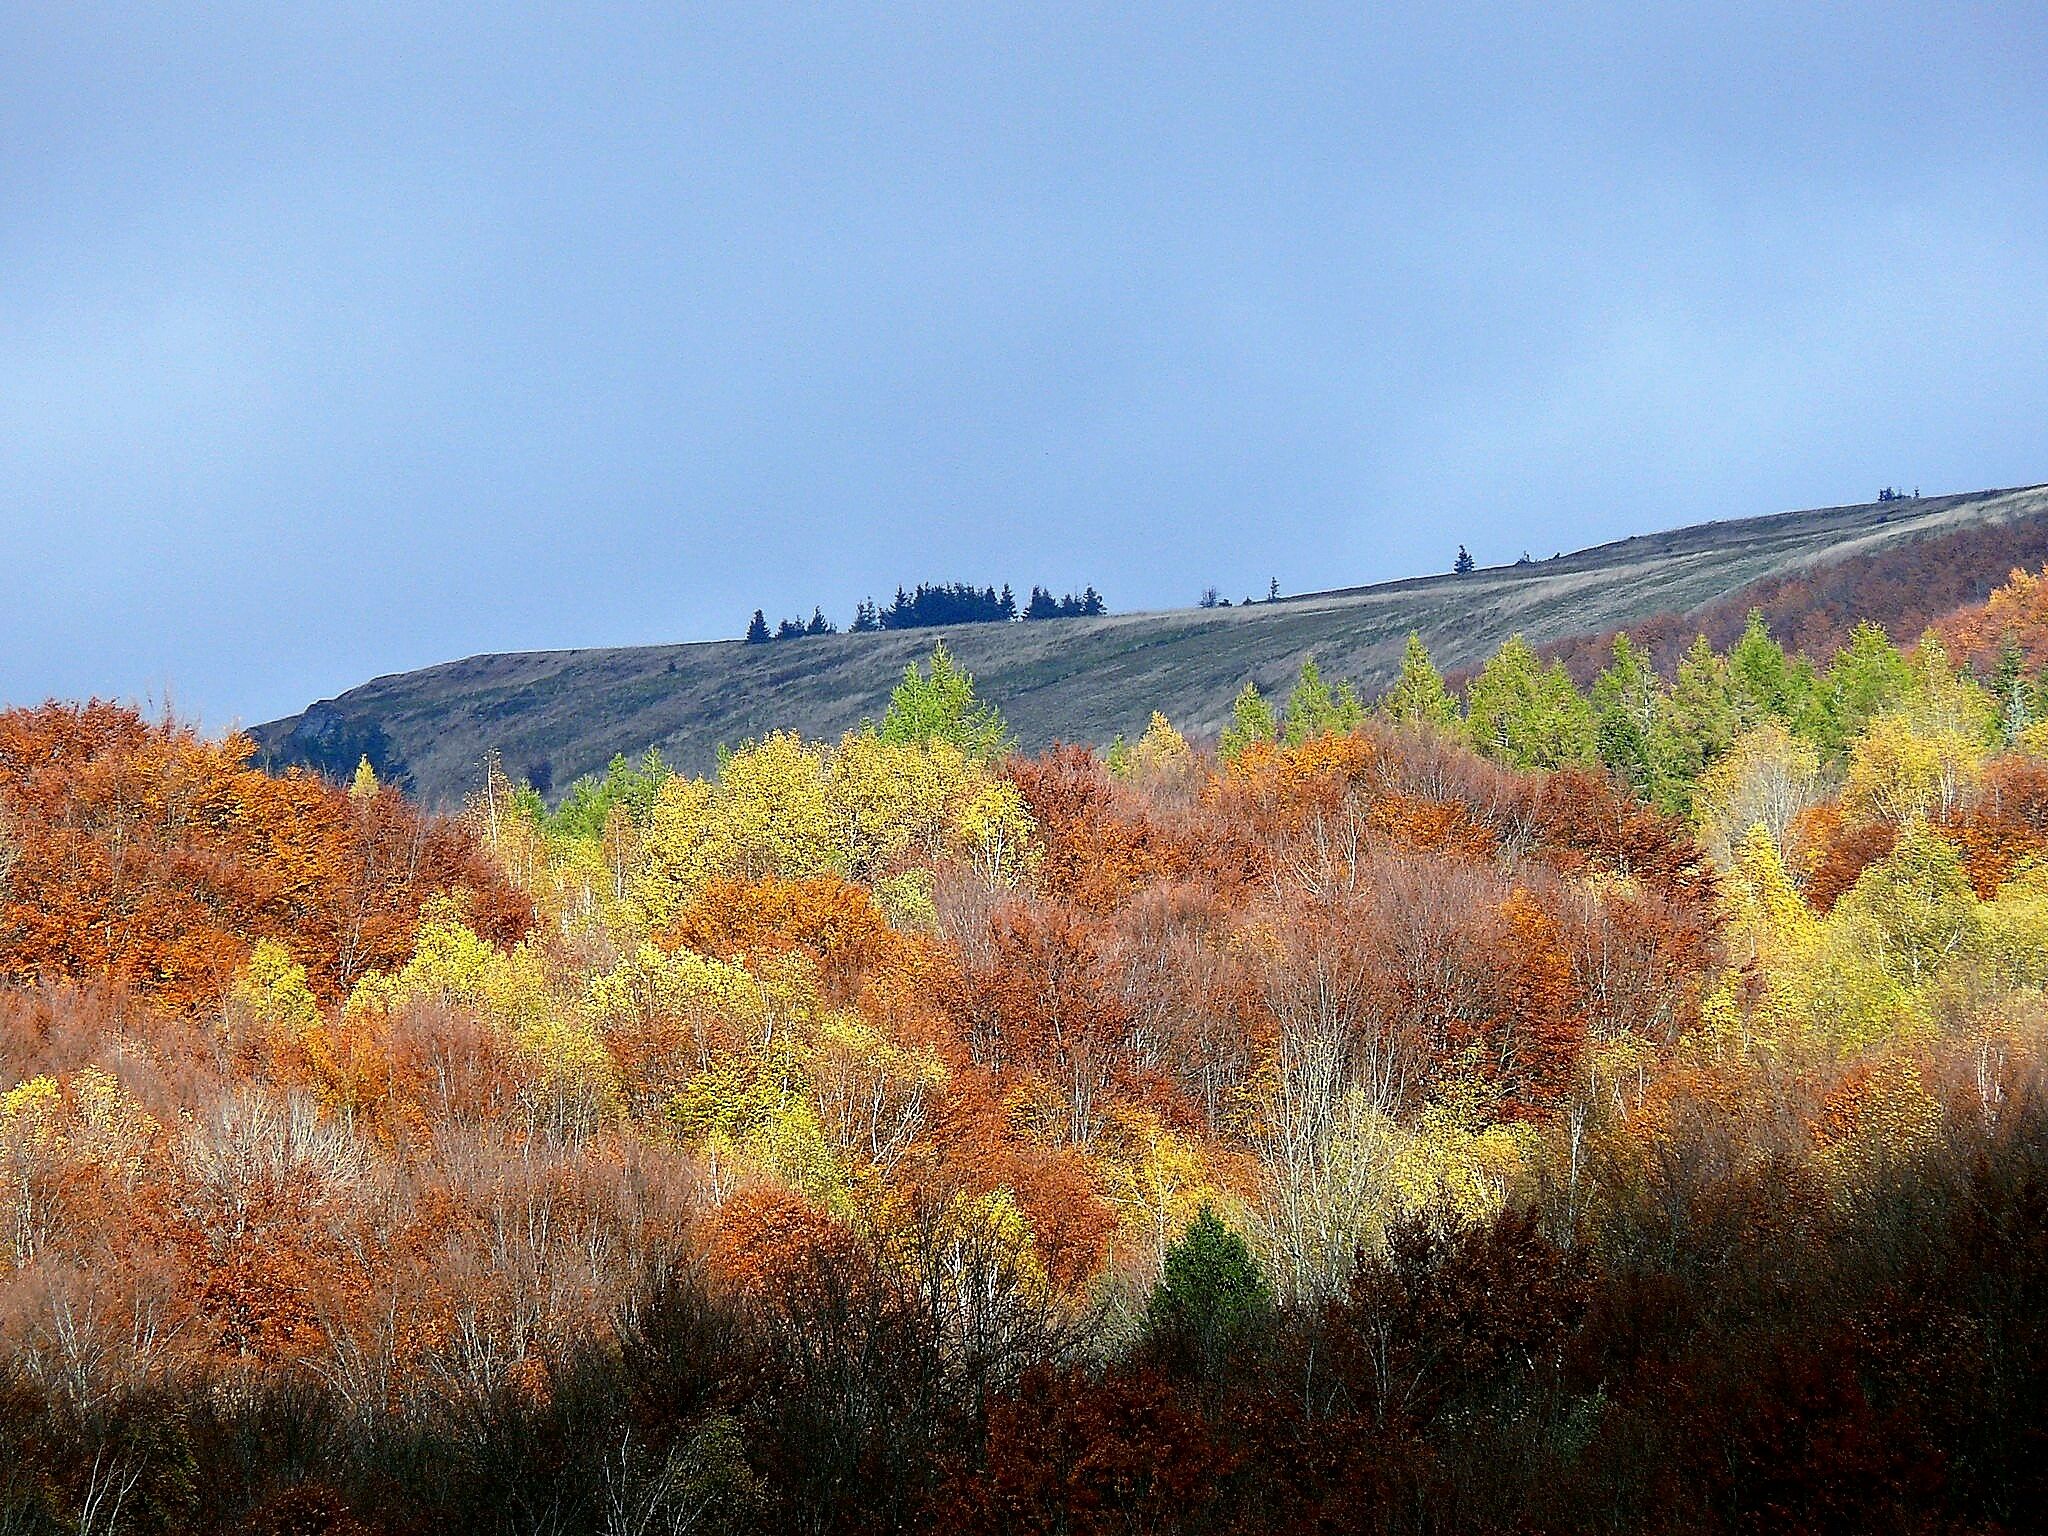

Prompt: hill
xmin=252 ymin=483 xmax=2048 ymax=805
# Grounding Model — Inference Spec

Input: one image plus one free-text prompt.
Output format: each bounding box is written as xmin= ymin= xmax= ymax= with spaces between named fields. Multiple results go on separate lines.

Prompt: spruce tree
xmin=1817 ymin=622 xmax=1914 ymax=758
xmin=1651 ymin=636 xmax=1740 ymax=812
xmin=1381 ymin=634 xmax=1458 ymax=728
xmin=1727 ymin=610 xmax=1805 ymax=726
xmin=879 ymin=641 xmax=1011 ymax=760
xmin=1281 ymin=658 xmax=1339 ymax=745
xmin=1591 ymin=633 xmax=1661 ymax=797
xmin=1995 ymin=629 xmax=2033 ymax=743
xmin=745 ymin=609 xmax=771 ymax=644
xmin=1145 ymin=1206 xmax=1273 ymax=1372
xmin=1465 ymin=636 xmax=1594 ymax=769
xmin=1219 ymin=682 xmax=1278 ymax=761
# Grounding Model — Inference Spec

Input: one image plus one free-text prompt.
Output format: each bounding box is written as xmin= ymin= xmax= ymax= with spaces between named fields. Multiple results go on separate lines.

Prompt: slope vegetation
xmin=253 ymin=483 xmax=2048 ymax=805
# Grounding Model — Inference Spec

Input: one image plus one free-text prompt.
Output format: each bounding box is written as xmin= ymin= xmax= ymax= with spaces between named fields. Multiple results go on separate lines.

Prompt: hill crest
xmin=252 ymin=483 xmax=2048 ymax=806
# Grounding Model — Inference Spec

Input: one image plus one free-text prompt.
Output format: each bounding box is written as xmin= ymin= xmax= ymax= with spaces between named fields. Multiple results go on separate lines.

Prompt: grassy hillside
xmin=252 ymin=483 xmax=2048 ymax=804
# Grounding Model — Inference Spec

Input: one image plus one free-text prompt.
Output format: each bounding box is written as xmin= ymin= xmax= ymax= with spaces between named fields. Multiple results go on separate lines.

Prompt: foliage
xmin=1380 ymin=634 xmax=1458 ymax=729
xmin=0 ymin=702 xmax=529 ymax=1007
xmin=1463 ymin=635 xmax=1596 ymax=770
xmin=1143 ymin=1205 xmax=1272 ymax=1367
xmin=1217 ymin=682 xmax=1276 ymax=762
xmin=879 ymin=642 xmax=1012 ymax=761
xmin=7 ymin=593 xmax=2048 ymax=1530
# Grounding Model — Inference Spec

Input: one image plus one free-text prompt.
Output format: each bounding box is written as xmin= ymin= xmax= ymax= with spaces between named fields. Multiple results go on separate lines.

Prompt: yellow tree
xmin=1694 ymin=723 xmax=1821 ymax=871
xmin=1841 ymin=713 xmax=1982 ymax=826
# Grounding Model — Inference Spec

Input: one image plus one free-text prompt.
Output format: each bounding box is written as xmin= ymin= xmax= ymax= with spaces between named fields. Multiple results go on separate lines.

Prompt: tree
xmin=1464 ymin=636 xmax=1595 ymax=770
xmin=0 ymin=702 xmax=530 ymax=1007
xmin=1834 ymin=816 xmax=1981 ymax=988
xmin=1144 ymin=1205 xmax=1272 ymax=1369
xmin=633 ymin=733 xmax=840 ymax=918
xmin=1281 ymin=659 xmax=1339 ymax=746
xmin=806 ymin=607 xmax=834 ymax=636
xmin=877 ymin=582 xmax=1011 ymax=629
xmin=851 ymin=598 xmax=880 ymax=633
xmin=879 ymin=642 xmax=1011 ymax=761
xmin=745 ymin=609 xmax=771 ymax=644
xmin=1218 ymin=682 xmax=1277 ymax=762
xmin=348 ymin=756 xmax=379 ymax=802
xmin=1380 ymin=634 xmax=1458 ymax=729
xmin=1841 ymin=713 xmax=1981 ymax=826
xmin=1726 ymin=610 xmax=1809 ymax=727
xmin=1649 ymin=636 xmax=1739 ymax=812
xmin=547 ymin=748 xmax=670 ymax=841
xmin=1267 ymin=578 xmax=1281 ymax=602
xmin=1694 ymin=723 xmax=1821 ymax=871
xmin=1590 ymin=633 xmax=1661 ymax=795
xmin=1902 ymin=631 xmax=1997 ymax=746
xmin=1994 ymin=629 xmax=2033 ymax=743
xmin=1127 ymin=712 xmax=1193 ymax=781
xmin=1816 ymin=621 xmax=1913 ymax=756
xmin=1453 ymin=546 xmax=1475 ymax=575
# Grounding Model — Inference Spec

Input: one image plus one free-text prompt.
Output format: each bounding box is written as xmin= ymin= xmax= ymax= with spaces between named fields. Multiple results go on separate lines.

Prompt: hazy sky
xmin=5 ymin=3 xmax=2046 ymax=728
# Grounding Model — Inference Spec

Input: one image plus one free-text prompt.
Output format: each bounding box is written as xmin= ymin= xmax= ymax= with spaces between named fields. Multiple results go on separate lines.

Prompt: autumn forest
xmin=8 ymin=566 xmax=2048 ymax=1535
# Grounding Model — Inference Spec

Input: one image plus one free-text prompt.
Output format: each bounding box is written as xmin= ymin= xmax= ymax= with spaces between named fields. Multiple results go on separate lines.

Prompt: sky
xmin=4 ymin=2 xmax=2046 ymax=729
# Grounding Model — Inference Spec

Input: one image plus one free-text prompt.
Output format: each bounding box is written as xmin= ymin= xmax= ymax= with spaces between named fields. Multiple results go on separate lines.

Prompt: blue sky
xmin=4 ymin=3 xmax=2045 ymax=728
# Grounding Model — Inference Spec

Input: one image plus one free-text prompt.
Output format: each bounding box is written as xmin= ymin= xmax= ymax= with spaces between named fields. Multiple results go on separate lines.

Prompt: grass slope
xmin=253 ymin=483 xmax=2048 ymax=806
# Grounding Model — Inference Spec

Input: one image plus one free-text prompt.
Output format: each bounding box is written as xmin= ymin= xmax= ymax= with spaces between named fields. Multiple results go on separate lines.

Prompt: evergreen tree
xmin=1464 ymin=636 xmax=1595 ymax=769
xmin=1281 ymin=658 xmax=1339 ymax=746
xmin=1726 ymin=609 xmax=1805 ymax=726
xmin=1590 ymin=633 xmax=1661 ymax=796
xmin=1380 ymin=634 xmax=1458 ymax=728
xmin=805 ymin=607 xmax=834 ymax=636
xmin=998 ymin=583 xmax=1018 ymax=621
xmin=1080 ymin=585 xmax=1106 ymax=617
xmin=876 ymin=581 xmax=1013 ymax=629
xmin=878 ymin=641 xmax=1011 ymax=761
xmin=1453 ymin=546 xmax=1476 ymax=575
xmin=1025 ymin=586 xmax=1060 ymax=621
xmin=1144 ymin=1206 xmax=1273 ymax=1372
xmin=745 ymin=609 xmax=771 ymax=645
xmin=1331 ymin=679 xmax=1366 ymax=733
xmin=1278 ymin=660 xmax=1363 ymax=745
xmin=1817 ymin=621 xmax=1915 ymax=757
xmin=1218 ymin=682 xmax=1278 ymax=761
xmin=1650 ymin=636 xmax=1740 ymax=813
xmin=776 ymin=617 xmax=804 ymax=639
xmin=1995 ymin=629 xmax=2033 ymax=743
xmin=548 ymin=748 xmax=670 ymax=841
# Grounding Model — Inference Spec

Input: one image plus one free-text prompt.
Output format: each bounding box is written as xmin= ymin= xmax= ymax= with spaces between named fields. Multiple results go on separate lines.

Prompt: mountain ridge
xmin=252 ymin=483 xmax=2048 ymax=806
